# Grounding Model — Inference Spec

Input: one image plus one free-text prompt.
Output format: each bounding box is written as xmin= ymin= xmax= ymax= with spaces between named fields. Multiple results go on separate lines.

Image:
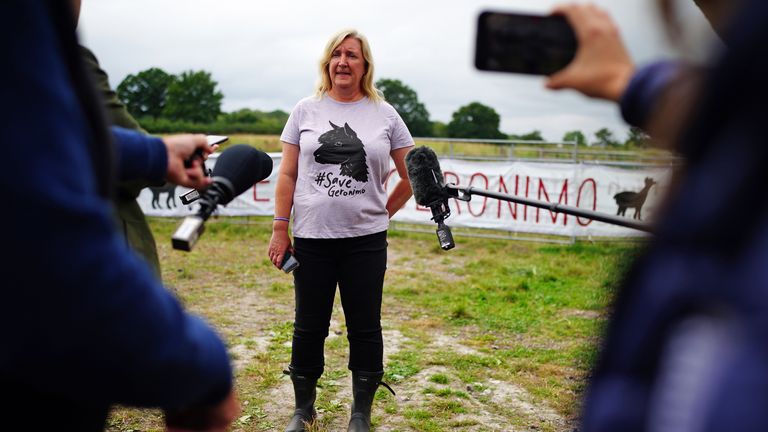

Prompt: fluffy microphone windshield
xmin=211 ymin=144 xmax=273 ymax=204
xmin=405 ymin=146 xmax=447 ymax=206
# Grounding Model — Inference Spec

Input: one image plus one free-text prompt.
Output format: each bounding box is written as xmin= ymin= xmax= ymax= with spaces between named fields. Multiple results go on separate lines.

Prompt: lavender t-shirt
xmin=280 ymin=95 xmax=414 ymax=238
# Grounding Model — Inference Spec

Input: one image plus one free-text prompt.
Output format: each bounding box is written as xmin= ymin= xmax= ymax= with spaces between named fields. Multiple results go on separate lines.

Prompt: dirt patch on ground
xmin=107 ymin=228 xmax=584 ymax=431
xmin=236 ymin=316 xmax=568 ymax=431
xmin=238 ymin=238 xmax=575 ymax=431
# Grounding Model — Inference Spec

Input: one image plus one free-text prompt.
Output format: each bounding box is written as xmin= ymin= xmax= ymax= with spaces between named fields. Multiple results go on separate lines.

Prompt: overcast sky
xmin=78 ymin=0 xmax=716 ymax=142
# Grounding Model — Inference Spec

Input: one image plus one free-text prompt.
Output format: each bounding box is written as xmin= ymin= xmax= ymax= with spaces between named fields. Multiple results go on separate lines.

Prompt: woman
xmin=268 ymin=28 xmax=414 ymax=432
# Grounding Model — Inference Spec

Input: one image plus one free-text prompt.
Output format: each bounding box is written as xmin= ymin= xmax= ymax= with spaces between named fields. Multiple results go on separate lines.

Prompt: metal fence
xmin=413 ymin=137 xmax=682 ymax=167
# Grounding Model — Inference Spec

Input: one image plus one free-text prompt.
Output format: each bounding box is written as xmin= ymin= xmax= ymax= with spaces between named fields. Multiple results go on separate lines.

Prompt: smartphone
xmin=280 ymin=250 xmax=300 ymax=273
xmin=475 ymin=10 xmax=577 ymax=76
xmin=184 ymin=136 xmax=228 ymax=169
xmin=206 ymin=135 xmax=228 ymax=146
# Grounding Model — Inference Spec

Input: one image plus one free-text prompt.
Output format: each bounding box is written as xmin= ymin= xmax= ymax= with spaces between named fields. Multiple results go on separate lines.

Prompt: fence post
xmin=571 ymin=139 xmax=578 ymax=162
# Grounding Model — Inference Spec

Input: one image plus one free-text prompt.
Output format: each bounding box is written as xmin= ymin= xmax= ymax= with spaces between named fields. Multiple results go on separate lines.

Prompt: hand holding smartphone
xmin=475 ymin=10 xmax=577 ymax=76
xmin=179 ymin=135 xmax=228 ymax=204
xmin=183 ymin=135 xmax=228 ymax=169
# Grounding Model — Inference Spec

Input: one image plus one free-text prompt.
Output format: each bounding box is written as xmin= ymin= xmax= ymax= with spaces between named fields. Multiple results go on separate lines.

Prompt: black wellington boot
xmin=284 ymin=369 xmax=318 ymax=432
xmin=347 ymin=371 xmax=395 ymax=432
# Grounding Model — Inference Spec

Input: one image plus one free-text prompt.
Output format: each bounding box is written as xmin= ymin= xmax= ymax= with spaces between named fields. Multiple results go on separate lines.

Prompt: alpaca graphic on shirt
xmin=314 ymin=121 xmax=369 ymax=182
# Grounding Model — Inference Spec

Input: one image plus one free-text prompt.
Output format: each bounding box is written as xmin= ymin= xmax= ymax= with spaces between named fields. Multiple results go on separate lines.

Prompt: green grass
xmin=105 ymin=216 xmax=639 ymax=431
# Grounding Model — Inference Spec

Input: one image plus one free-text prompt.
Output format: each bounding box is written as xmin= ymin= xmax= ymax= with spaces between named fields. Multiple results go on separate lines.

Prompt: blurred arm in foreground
xmin=0 ymin=0 xmax=236 ymax=430
xmin=545 ymin=1 xmax=768 ymax=431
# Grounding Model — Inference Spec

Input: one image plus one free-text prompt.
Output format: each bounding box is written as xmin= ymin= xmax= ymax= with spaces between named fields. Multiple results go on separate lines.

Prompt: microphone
xmin=405 ymin=146 xmax=455 ymax=250
xmin=172 ymin=144 xmax=273 ymax=251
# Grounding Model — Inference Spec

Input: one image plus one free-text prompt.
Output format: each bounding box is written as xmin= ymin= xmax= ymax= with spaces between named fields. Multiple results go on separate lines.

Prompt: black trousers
xmin=290 ymin=231 xmax=387 ymax=378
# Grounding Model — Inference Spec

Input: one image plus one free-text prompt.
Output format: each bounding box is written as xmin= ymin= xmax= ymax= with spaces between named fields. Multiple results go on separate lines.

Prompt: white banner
xmin=139 ymin=152 xmax=672 ymax=237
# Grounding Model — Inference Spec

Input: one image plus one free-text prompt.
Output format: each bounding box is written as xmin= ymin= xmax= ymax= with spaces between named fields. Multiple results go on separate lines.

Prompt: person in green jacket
xmin=73 ymin=0 xmax=162 ymax=277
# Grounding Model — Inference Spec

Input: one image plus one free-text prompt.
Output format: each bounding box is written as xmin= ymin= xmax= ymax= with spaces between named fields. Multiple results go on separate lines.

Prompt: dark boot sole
xmin=347 ymin=414 xmax=371 ymax=432
xmin=285 ymin=410 xmax=316 ymax=432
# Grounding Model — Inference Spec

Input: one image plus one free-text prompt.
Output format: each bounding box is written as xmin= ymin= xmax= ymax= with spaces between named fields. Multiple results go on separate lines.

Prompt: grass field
xmin=105 ymin=216 xmax=640 ymax=432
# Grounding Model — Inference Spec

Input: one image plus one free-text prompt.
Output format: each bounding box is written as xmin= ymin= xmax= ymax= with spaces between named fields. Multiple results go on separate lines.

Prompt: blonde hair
xmin=315 ymin=29 xmax=383 ymax=102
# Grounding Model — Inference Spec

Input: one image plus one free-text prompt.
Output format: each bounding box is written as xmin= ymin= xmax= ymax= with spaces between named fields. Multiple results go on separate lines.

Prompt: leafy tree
xmin=447 ymin=102 xmax=505 ymax=139
xmin=212 ymin=108 xmax=289 ymax=133
xmin=163 ymin=70 xmax=223 ymax=123
xmin=509 ymin=130 xmax=544 ymax=141
xmin=116 ymin=67 xmax=173 ymax=119
xmin=222 ymin=108 xmax=262 ymax=124
xmin=267 ymin=109 xmax=289 ymax=123
xmin=562 ymin=130 xmax=587 ymax=146
xmin=431 ymin=121 xmax=449 ymax=138
xmin=625 ymin=126 xmax=652 ymax=148
xmin=594 ymin=127 xmax=620 ymax=147
xmin=253 ymin=109 xmax=289 ymax=131
xmin=376 ymin=78 xmax=432 ymax=137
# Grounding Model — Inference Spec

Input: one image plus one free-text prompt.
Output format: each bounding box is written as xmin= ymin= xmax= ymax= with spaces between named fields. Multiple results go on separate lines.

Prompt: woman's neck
xmin=328 ymin=87 xmax=364 ymax=103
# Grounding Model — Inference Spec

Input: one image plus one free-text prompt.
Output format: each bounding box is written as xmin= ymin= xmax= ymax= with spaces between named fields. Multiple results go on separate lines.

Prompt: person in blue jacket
xmin=548 ymin=1 xmax=768 ymax=431
xmin=0 ymin=0 xmax=238 ymax=430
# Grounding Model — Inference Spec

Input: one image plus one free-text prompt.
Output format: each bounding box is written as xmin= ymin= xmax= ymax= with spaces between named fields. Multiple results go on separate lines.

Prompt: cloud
xmin=78 ymin=0 xmax=712 ymax=141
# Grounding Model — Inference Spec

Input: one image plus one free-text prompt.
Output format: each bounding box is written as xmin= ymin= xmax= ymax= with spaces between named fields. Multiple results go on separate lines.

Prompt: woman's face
xmin=329 ymin=37 xmax=365 ymax=91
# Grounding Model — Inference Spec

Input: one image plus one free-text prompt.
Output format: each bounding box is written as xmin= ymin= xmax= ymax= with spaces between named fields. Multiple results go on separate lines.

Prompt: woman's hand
xmin=268 ymin=224 xmax=292 ymax=269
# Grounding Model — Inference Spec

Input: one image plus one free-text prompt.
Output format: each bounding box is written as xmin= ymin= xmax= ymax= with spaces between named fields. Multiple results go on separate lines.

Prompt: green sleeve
xmin=79 ymin=45 xmax=146 ymax=133
xmin=80 ymin=45 xmax=162 ymax=278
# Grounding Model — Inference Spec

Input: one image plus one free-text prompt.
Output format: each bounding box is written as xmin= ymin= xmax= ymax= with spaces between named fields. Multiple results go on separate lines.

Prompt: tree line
xmin=117 ymin=68 xmax=650 ymax=147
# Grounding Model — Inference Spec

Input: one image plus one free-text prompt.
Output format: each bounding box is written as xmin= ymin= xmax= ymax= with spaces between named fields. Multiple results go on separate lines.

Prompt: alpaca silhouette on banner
xmin=614 ymin=177 xmax=656 ymax=220
xmin=149 ymin=182 xmax=177 ymax=209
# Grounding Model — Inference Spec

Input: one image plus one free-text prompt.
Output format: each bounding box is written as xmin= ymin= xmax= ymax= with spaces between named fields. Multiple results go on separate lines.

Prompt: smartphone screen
xmin=475 ymin=11 xmax=577 ymax=76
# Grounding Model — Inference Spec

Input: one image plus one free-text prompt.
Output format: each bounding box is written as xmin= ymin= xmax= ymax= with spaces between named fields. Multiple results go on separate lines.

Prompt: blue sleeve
xmin=619 ymin=61 xmax=681 ymax=128
xmin=111 ymin=126 xmax=168 ymax=183
xmin=0 ymin=0 xmax=231 ymax=409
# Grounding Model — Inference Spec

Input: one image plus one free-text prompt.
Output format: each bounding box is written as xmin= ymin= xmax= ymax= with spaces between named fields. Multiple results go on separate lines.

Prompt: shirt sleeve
xmin=111 ymin=126 xmax=168 ymax=182
xmin=386 ymin=104 xmax=415 ymax=150
xmin=280 ymin=100 xmax=302 ymax=145
xmin=619 ymin=60 xmax=681 ymax=128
